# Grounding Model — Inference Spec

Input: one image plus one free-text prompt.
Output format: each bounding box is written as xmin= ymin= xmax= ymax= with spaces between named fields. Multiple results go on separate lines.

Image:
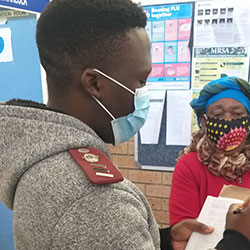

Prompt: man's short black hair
xmin=36 ymin=0 xmax=147 ymax=93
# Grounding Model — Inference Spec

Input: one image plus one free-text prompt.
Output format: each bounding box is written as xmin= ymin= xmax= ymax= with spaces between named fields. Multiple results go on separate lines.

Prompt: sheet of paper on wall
xmin=194 ymin=0 xmax=250 ymax=46
xmin=185 ymin=195 xmax=243 ymax=250
xmin=166 ymin=90 xmax=192 ymax=145
xmin=0 ymin=27 xmax=13 ymax=62
xmin=139 ymin=90 xmax=165 ymax=144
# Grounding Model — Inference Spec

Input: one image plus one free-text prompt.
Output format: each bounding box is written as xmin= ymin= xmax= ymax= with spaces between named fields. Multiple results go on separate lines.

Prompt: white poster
xmin=194 ymin=0 xmax=250 ymax=46
xmin=0 ymin=27 xmax=13 ymax=63
xmin=166 ymin=90 xmax=192 ymax=145
xmin=140 ymin=90 xmax=166 ymax=144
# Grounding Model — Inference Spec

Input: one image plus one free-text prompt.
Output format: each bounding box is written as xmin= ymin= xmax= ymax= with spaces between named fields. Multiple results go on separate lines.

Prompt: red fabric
xmin=169 ymin=152 xmax=250 ymax=225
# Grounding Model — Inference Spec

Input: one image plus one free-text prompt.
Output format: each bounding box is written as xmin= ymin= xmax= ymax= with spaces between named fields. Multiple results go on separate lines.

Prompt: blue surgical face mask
xmin=92 ymin=69 xmax=150 ymax=146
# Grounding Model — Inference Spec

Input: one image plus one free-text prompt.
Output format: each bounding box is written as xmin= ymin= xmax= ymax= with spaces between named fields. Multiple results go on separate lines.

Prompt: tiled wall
xmin=109 ymin=138 xmax=173 ymax=228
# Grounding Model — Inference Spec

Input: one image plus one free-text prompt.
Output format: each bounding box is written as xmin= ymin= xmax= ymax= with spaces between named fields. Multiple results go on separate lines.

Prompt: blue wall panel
xmin=0 ymin=13 xmax=43 ymax=102
xmin=0 ymin=203 xmax=14 ymax=250
xmin=0 ymin=13 xmax=43 ymax=250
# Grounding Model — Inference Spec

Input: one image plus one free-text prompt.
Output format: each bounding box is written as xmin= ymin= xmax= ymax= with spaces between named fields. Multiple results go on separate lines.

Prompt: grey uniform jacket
xmin=0 ymin=103 xmax=160 ymax=250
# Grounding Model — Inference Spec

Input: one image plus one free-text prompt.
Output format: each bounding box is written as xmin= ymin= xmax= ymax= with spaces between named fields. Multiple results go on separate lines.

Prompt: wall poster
xmin=194 ymin=0 xmax=250 ymax=46
xmin=142 ymin=2 xmax=194 ymax=90
xmin=192 ymin=46 xmax=249 ymax=89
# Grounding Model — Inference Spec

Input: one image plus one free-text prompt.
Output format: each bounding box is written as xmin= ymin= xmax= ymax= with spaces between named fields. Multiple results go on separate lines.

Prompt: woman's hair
xmin=178 ymin=127 xmax=250 ymax=180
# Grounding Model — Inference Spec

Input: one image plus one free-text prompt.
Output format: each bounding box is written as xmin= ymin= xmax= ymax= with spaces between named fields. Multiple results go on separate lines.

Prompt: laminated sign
xmin=0 ymin=27 xmax=13 ymax=62
xmin=0 ymin=0 xmax=50 ymax=13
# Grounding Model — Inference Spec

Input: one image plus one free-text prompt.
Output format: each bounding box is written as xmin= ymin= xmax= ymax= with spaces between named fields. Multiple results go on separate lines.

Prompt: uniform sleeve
xmin=214 ymin=230 xmax=250 ymax=250
xmin=50 ymin=187 xmax=160 ymax=250
xmin=159 ymin=227 xmax=173 ymax=250
xmin=169 ymin=154 xmax=201 ymax=225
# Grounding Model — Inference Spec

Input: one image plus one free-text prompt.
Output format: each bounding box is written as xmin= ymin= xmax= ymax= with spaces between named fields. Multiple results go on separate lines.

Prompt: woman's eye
xmin=214 ymin=113 xmax=222 ymax=118
xmin=234 ymin=112 xmax=244 ymax=118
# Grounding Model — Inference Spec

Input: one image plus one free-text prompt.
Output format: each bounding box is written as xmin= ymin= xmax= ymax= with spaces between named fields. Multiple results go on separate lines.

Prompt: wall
xmin=109 ymin=137 xmax=173 ymax=228
xmin=0 ymin=12 xmax=43 ymax=250
xmin=0 ymin=13 xmax=43 ymax=101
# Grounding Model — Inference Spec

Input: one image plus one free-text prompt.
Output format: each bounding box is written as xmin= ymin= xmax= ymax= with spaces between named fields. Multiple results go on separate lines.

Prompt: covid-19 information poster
xmin=143 ymin=3 xmax=193 ymax=90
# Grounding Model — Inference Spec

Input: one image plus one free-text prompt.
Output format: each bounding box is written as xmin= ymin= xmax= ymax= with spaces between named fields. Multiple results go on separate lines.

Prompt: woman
xmin=169 ymin=76 xmax=250 ymax=225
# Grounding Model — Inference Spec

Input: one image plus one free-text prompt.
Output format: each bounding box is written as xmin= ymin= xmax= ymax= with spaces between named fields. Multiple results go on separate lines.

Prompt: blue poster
xmin=0 ymin=0 xmax=49 ymax=13
xmin=143 ymin=3 xmax=193 ymax=90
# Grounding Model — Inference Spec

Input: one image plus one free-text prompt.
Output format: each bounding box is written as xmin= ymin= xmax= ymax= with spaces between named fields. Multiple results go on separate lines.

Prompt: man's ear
xmin=199 ymin=114 xmax=207 ymax=128
xmin=80 ymin=68 xmax=101 ymax=98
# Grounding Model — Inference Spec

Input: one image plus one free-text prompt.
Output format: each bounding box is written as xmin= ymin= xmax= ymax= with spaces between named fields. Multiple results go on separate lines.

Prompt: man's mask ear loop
xmin=92 ymin=96 xmax=115 ymax=121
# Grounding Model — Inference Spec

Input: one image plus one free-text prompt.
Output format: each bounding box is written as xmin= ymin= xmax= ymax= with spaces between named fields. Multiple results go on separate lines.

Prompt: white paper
xmin=194 ymin=0 xmax=250 ymax=46
xmin=166 ymin=90 xmax=192 ymax=145
xmin=185 ymin=196 xmax=243 ymax=250
xmin=140 ymin=90 xmax=165 ymax=144
xmin=0 ymin=27 xmax=13 ymax=62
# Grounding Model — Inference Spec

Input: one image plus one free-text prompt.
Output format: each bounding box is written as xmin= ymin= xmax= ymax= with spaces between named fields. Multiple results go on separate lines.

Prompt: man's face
xmin=96 ymin=28 xmax=151 ymax=143
xmin=101 ymin=28 xmax=151 ymax=117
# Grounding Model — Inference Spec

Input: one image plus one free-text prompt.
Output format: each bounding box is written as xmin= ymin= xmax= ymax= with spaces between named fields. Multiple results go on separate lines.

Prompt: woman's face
xmin=206 ymin=98 xmax=249 ymax=155
xmin=206 ymin=98 xmax=248 ymax=120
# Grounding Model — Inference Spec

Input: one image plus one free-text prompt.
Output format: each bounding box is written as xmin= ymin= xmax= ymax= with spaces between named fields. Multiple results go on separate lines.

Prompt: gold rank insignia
xmin=82 ymin=153 xmax=99 ymax=163
xmin=69 ymin=148 xmax=124 ymax=185
xmin=78 ymin=148 xmax=90 ymax=153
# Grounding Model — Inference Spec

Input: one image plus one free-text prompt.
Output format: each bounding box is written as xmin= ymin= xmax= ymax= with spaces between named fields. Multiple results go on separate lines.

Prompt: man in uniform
xmin=0 ymin=0 xmax=249 ymax=249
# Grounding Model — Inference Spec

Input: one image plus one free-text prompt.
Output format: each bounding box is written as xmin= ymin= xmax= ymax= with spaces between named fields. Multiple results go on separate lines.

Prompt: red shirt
xmin=169 ymin=151 xmax=250 ymax=225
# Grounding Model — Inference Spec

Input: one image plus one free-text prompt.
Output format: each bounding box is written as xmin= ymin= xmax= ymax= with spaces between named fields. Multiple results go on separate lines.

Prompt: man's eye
xmin=140 ymin=81 xmax=146 ymax=87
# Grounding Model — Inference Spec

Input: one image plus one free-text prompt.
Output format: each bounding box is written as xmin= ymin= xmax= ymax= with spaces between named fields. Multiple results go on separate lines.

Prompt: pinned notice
xmin=0 ymin=27 xmax=13 ymax=62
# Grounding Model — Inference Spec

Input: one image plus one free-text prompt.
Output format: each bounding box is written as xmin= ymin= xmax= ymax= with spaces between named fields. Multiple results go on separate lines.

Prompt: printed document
xmin=185 ymin=195 xmax=243 ymax=250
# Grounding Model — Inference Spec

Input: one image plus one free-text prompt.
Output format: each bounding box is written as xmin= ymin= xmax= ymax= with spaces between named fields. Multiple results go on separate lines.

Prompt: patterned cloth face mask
xmin=206 ymin=116 xmax=250 ymax=151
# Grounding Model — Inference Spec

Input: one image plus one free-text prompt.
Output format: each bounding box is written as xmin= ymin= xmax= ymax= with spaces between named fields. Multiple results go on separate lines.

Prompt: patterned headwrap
xmin=190 ymin=77 xmax=250 ymax=127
